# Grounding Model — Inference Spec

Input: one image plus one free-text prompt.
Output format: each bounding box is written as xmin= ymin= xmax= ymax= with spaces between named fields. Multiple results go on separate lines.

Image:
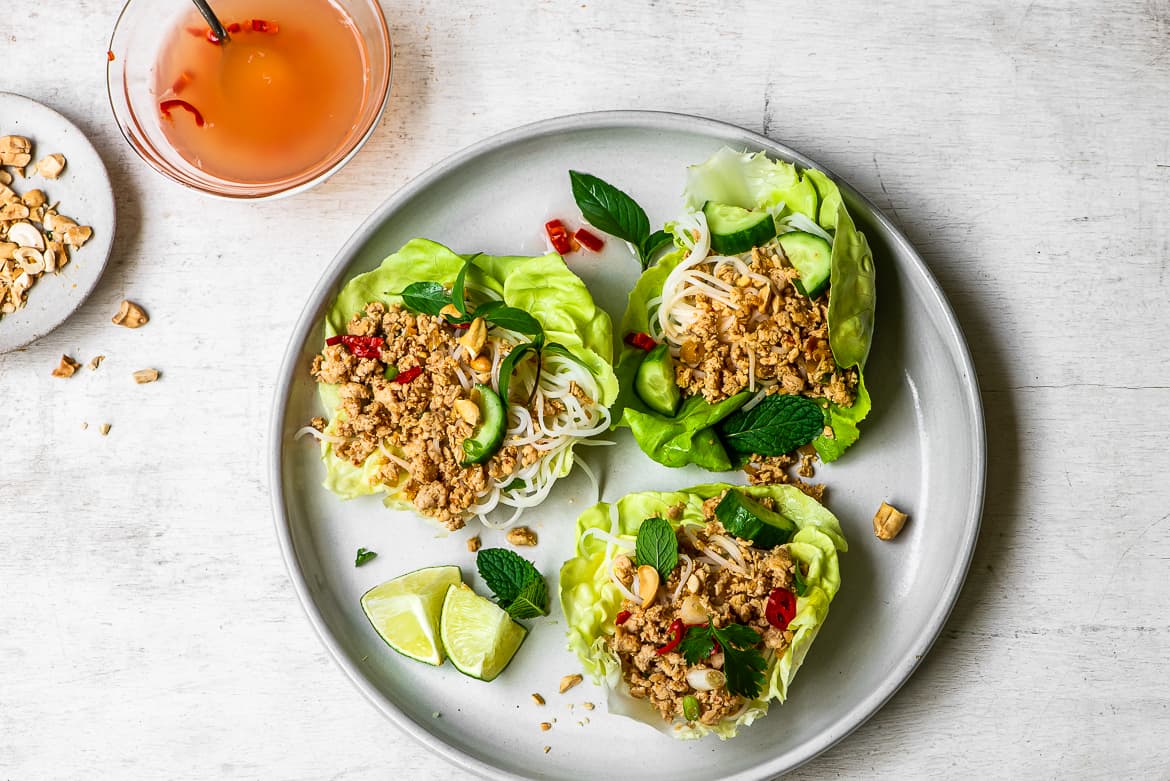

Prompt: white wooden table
xmin=3 ymin=1 xmax=1168 ymax=777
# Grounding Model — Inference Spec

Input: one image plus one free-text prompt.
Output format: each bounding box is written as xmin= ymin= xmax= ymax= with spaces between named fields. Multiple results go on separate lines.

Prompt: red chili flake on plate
xmin=392 ymin=366 xmax=423 ymax=385
xmin=575 ymin=228 xmax=605 ymax=252
xmin=765 ymin=588 xmax=796 ymax=630
xmin=615 ymin=610 xmax=631 ymax=626
xmin=159 ymin=99 xmax=205 ymax=127
xmin=106 ymin=50 xmax=116 ymax=62
xmin=545 ymin=219 xmax=573 ymax=255
xmin=623 ymin=332 xmax=657 ymax=352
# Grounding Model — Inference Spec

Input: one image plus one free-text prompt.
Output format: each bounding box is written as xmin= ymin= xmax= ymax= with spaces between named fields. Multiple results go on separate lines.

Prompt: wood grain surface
xmin=2 ymin=1 xmax=1168 ymax=778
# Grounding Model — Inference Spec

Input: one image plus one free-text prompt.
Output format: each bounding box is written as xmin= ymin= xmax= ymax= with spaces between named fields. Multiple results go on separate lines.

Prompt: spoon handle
xmin=191 ymin=0 xmax=230 ymax=43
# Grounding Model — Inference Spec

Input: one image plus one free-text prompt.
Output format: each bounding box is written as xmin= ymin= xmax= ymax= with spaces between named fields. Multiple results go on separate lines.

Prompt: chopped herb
xmin=792 ymin=564 xmax=808 ymax=597
xmin=634 ymin=517 xmax=679 ymax=581
xmin=480 ymin=305 xmax=543 ymax=336
xmin=682 ymin=695 xmax=700 ymax=722
xmin=717 ymin=393 xmax=826 ymax=459
xmin=476 ymin=548 xmax=549 ymax=619
xmin=383 ymin=365 xmax=399 ymax=381
xmin=354 ymin=547 xmax=377 ymax=567
xmin=679 ymin=620 xmax=766 ymax=699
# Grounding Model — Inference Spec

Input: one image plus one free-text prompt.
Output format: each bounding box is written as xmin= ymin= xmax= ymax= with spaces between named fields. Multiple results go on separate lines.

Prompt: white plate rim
xmin=268 ymin=109 xmax=986 ymax=780
xmin=0 ymin=91 xmax=116 ymax=354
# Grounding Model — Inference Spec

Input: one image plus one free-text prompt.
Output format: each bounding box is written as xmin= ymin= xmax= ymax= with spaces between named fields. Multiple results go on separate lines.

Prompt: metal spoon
xmin=191 ymin=0 xmax=230 ymax=44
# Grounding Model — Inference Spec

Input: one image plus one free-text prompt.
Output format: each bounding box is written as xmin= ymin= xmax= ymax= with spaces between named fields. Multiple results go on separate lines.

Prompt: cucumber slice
xmin=634 ymin=343 xmax=681 ymax=416
xmin=461 ymin=384 xmax=506 ymax=465
xmin=703 ymin=202 xmax=777 ymax=255
xmin=714 ymin=489 xmax=797 ymax=549
xmin=360 ymin=565 xmax=463 ymax=666
xmin=778 ymin=231 xmax=832 ymax=299
xmin=440 ymin=583 xmax=527 ymax=682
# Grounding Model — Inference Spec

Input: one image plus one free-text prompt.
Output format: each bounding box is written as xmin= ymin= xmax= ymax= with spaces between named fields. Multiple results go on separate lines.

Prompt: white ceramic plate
xmin=270 ymin=111 xmax=985 ymax=780
xmin=0 ymin=92 xmax=116 ymax=354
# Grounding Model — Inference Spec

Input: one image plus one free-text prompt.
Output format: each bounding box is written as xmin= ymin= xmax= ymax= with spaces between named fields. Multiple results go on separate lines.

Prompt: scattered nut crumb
xmin=99 ymin=423 xmax=111 ymax=436
xmin=873 ymin=501 xmax=909 ymax=541
xmin=132 ymin=368 xmax=160 ymax=384
xmin=112 ymin=299 xmax=148 ymax=328
xmin=582 ymin=702 xmax=595 ymax=710
xmin=539 ymin=722 xmax=551 ymax=732
xmin=559 ymin=674 xmax=582 ymax=694
xmin=86 ymin=354 xmax=105 ymax=371
xmin=51 ymin=354 xmax=79 ymax=378
xmin=467 ymin=535 xmax=481 ymax=553
xmin=80 ymin=422 xmax=88 ymax=430
xmin=507 ymin=526 xmax=538 ymax=547
xmin=543 ymin=746 xmax=550 ymax=754
xmin=530 ymin=693 xmax=545 ymax=706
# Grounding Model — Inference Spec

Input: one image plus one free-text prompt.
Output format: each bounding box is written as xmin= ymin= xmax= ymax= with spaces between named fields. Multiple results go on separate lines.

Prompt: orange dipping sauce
xmin=154 ymin=0 xmax=371 ymax=184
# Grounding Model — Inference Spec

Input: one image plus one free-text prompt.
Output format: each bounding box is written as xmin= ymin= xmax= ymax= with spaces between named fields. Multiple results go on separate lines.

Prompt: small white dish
xmin=0 ymin=92 xmax=116 ymax=353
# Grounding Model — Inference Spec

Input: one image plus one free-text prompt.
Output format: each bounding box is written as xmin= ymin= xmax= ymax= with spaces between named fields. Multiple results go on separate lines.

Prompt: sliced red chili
xmin=623 ymin=332 xmax=657 ymax=352
xmin=545 ymin=219 xmax=573 ymax=255
xmin=392 ymin=366 xmax=423 ymax=385
xmin=341 ymin=335 xmax=384 ymax=358
xmin=159 ymin=99 xmax=205 ymax=127
xmin=765 ymin=588 xmax=797 ymax=630
xmin=615 ymin=610 xmax=631 ymax=626
xmin=171 ymin=71 xmax=193 ymax=95
xmin=575 ymin=228 xmax=605 ymax=252
xmin=249 ymin=19 xmax=278 ymax=32
xmin=656 ymin=618 xmax=685 ymax=655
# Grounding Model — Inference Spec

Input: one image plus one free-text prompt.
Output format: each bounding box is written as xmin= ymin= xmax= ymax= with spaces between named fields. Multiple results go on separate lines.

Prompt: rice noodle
xmin=670 ymin=554 xmax=694 ymax=603
xmin=708 ymin=534 xmax=750 ymax=573
xmin=607 ymin=556 xmax=639 ymax=602
xmin=780 ymin=212 xmax=834 ymax=244
xmin=293 ymin=426 xmax=345 ymax=444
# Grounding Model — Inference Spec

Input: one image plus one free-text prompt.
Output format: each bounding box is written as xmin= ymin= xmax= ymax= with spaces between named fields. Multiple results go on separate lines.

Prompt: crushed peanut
xmin=873 ymin=501 xmax=909 ymax=540
xmin=86 ymin=355 xmax=105 ymax=371
xmin=530 ymin=693 xmax=545 ymax=706
xmin=132 ymin=368 xmax=160 ymax=384
xmin=558 ymin=674 xmax=583 ymax=694
xmin=0 ymin=137 xmax=90 ymax=318
xmin=539 ymin=722 xmax=552 ymax=732
xmin=51 ymin=354 xmax=79 ymax=378
xmin=582 ymin=702 xmax=595 ymax=710
xmin=80 ymin=421 xmax=88 ymax=430
xmin=507 ymin=526 xmax=538 ymax=547
xmin=466 ymin=535 xmax=481 ymax=553
xmin=111 ymin=299 xmax=148 ymax=328
xmin=99 ymin=423 xmax=111 ymax=436
xmin=543 ymin=746 xmax=550 ymax=754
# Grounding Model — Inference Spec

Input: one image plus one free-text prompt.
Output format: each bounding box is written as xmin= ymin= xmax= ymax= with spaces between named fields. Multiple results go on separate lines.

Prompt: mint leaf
xmin=498 ymin=341 xmax=540 ymax=404
xmin=718 ymin=394 xmax=826 ymax=458
xmin=570 ymin=170 xmax=650 ymax=248
xmin=399 ymin=281 xmax=450 ymax=316
xmin=679 ymin=622 xmax=715 ymax=665
xmin=634 ymin=517 xmax=679 ymax=580
xmin=505 ymin=575 xmax=548 ymax=620
xmin=476 ymin=548 xmax=537 ymax=605
xmin=481 ymin=305 xmax=543 ymax=336
xmin=354 ymin=547 xmax=377 ymax=567
xmin=711 ymin=623 xmax=765 ymax=699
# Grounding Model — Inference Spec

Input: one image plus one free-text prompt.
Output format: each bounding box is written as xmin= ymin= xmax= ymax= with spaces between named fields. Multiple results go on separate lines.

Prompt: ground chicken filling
xmin=607 ymin=493 xmax=799 ymax=725
xmin=669 ymin=243 xmax=857 ymax=407
xmin=310 ymin=301 xmax=552 ymax=530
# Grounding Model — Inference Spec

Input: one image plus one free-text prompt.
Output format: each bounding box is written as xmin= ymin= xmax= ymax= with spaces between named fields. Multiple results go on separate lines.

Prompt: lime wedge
xmin=360 ymin=565 xmax=462 ymax=666
xmin=440 ymin=583 xmax=527 ymax=681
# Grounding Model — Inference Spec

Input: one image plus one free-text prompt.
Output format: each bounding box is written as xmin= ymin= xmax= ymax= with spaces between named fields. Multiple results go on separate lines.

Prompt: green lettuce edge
xmin=316 ymin=237 xmax=618 ymax=505
xmin=559 ymin=483 xmax=846 ymax=740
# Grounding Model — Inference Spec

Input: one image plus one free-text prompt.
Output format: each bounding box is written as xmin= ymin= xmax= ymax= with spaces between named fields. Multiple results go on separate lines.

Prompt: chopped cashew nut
xmin=539 ymin=722 xmax=552 ymax=731
xmin=530 ymin=693 xmax=545 ymax=706
xmin=466 ymin=535 xmax=481 ymax=553
xmin=506 ymin=526 xmax=538 ymax=547
xmin=132 ymin=368 xmax=160 ymax=384
xmin=86 ymin=355 xmax=105 ymax=371
xmin=873 ymin=501 xmax=909 ymax=541
xmin=559 ymin=674 xmax=583 ymax=694
xmin=453 ymin=398 xmax=480 ymax=425
xmin=99 ymin=423 xmax=111 ymax=436
xmin=35 ymin=154 xmax=66 ymax=179
xmin=51 ymin=354 xmax=80 ymax=378
xmin=636 ymin=565 xmax=660 ymax=609
xmin=112 ymin=299 xmax=148 ymax=328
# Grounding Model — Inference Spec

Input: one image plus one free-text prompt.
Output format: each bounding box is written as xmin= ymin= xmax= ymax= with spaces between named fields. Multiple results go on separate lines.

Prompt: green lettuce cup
xmin=559 ymin=483 xmax=847 ymax=740
xmin=614 ymin=148 xmax=876 ymax=471
xmin=309 ymin=238 xmax=618 ymax=529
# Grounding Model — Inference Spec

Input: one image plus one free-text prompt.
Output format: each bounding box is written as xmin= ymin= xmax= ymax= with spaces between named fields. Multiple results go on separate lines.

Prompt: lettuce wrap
xmin=615 ymin=148 xmax=876 ymax=470
xmin=314 ymin=238 xmax=618 ymax=522
xmin=559 ymin=483 xmax=846 ymax=740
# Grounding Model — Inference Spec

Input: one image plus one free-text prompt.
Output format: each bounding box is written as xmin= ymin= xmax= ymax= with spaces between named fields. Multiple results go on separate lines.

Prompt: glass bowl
xmin=106 ymin=0 xmax=391 ymax=199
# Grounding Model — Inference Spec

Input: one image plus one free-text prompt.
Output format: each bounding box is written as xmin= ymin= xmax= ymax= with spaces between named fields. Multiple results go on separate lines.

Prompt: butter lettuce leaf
xmin=316 ymin=238 xmax=617 ymax=510
xmin=618 ymin=148 xmax=875 ymax=467
xmin=559 ymin=483 xmax=846 ymax=740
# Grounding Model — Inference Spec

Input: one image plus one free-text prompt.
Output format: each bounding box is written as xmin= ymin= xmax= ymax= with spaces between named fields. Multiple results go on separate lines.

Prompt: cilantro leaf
xmin=506 ymin=575 xmax=549 ymax=620
xmin=711 ymin=623 xmax=765 ymax=699
xmin=354 ymin=547 xmax=377 ymax=567
xmin=717 ymin=393 xmax=826 ymax=458
xmin=634 ymin=517 xmax=679 ymax=580
xmin=399 ymin=281 xmax=451 ymax=316
xmin=679 ymin=623 xmax=716 ymax=666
